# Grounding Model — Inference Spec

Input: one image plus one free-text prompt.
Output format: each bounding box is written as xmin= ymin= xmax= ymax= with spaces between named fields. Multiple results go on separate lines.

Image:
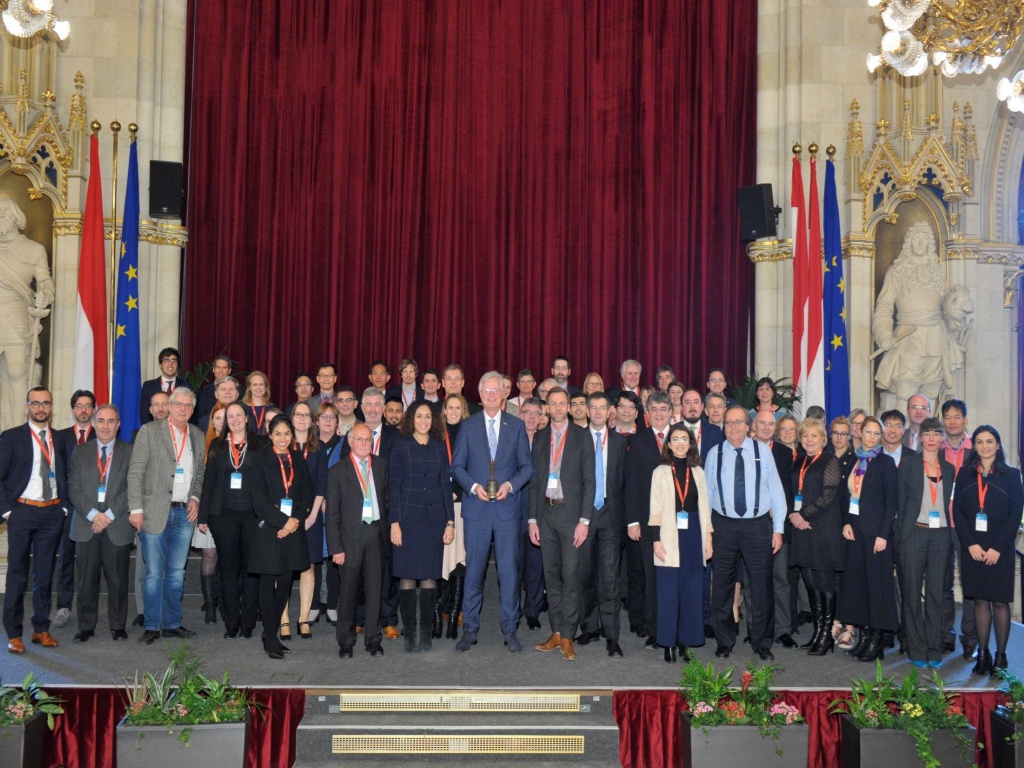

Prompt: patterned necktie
xmin=39 ymin=429 xmax=52 ymax=501
xmin=101 ymin=445 xmax=108 ymax=467
xmin=488 ymin=418 xmax=498 ymax=460
xmin=594 ymin=432 xmax=604 ymax=509
xmin=734 ymin=446 xmax=747 ymax=516
xmin=78 ymin=428 xmax=86 ymax=444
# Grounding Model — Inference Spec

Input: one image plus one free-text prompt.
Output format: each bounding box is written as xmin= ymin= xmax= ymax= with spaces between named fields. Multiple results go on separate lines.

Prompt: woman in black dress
xmin=241 ymin=370 xmax=274 ymax=434
xmin=251 ymin=414 xmax=313 ymax=659
xmin=826 ymin=416 xmax=858 ymax=649
xmin=312 ymin=402 xmax=342 ymax=624
xmin=953 ymin=425 xmax=1024 ymax=674
xmin=838 ymin=416 xmax=898 ymax=662
xmin=441 ymin=393 xmax=470 ymax=638
xmin=787 ymin=419 xmax=844 ymax=655
xmin=389 ymin=403 xmax=456 ymax=652
xmin=198 ymin=402 xmax=262 ymax=638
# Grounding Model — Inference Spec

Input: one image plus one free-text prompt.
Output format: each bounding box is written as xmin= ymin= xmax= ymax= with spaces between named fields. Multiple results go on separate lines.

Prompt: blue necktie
xmin=487 ymin=418 xmax=498 ymax=460
xmin=734 ymin=446 xmax=747 ymax=516
xmin=594 ymin=432 xmax=604 ymax=509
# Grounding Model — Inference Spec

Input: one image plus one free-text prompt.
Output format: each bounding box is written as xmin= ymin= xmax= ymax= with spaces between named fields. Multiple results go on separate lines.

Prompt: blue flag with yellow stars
xmin=823 ymin=158 xmax=850 ymax=418
xmin=112 ymin=140 xmax=142 ymax=441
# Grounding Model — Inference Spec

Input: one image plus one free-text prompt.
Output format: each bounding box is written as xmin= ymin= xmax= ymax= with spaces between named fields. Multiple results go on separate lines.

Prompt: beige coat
xmin=648 ymin=464 xmax=713 ymax=568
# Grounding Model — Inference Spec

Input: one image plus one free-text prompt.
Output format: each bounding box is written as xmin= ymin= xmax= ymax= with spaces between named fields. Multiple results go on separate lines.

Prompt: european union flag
xmin=823 ymin=159 xmax=850 ymax=418
xmin=112 ymin=141 xmax=142 ymax=441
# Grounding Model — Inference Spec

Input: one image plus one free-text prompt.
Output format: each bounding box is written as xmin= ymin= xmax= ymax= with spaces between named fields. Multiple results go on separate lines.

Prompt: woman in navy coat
xmin=953 ymin=425 xmax=1024 ymax=675
xmin=389 ymin=403 xmax=456 ymax=652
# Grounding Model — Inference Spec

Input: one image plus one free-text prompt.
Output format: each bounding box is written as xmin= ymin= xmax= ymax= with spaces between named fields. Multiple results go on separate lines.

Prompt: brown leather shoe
xmin=560 ymin=637 xmax=577 ymax=660
xmin=384 ymin=626 xmax=400 ymax=640
xmin=535 ymin=632 xmax=561 ymax=652
xmin=31 ymin=631 xmax=59 ymax=648
xmin=7 ymin=638 xmax=24 ymax=654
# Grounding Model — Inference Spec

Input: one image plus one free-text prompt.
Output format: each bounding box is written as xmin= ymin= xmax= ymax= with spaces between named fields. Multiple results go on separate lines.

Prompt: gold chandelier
xmin=866 ymin=1 xmax=1024 ymax=110
xmin=0 ymin=0 xmax=69 ymax=41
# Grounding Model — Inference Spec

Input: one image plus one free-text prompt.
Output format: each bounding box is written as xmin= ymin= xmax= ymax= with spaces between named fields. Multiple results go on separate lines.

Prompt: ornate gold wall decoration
xmin=746 ymin=238 xmax=793 ymax=263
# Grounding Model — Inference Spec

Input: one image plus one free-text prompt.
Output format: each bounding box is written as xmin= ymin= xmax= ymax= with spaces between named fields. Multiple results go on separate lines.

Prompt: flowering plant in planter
xmin=122 ymin=643 xmax=256 ymax=746
xmin=679 ymin=655 xmax=803 ymax=748
xmin=995 ymin=668 xmax=1024 ymax=725
xmin=0 ymin=674 xmax=63 ymax=728
xmin=828 ymin=661 xmax=975 ymax=768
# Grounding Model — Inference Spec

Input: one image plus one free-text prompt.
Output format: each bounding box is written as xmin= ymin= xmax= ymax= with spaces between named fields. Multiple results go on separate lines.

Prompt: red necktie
xmin=78 ymin=429 xmax=86 ymax=444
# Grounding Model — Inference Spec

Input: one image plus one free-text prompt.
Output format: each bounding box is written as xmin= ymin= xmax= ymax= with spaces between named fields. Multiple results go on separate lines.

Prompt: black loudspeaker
xmin=737 ymin=183 xmax=777 ymax=241
xmin=150 ymin=161 xmax=183 ymax=219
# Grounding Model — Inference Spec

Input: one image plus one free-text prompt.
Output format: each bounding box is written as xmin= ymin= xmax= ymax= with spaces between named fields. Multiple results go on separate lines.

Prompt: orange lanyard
xmin=672 ymin=464 xmax=691 ymax=508
xmin=925 ymin=459 xmax=940 ymax=508
xmin=351 ymin=453 xmax=372 ymax=499
xmin=402 ymin=390 xmax=412 ymax=409
xmin=444 ymin=430 xmax=452 ymax=464
xmin=30 ymin=428 xmax=53 ymax=466
xmin=551 ymin=427 xmax=568 ymax=466
xmin=977 ymin=468 xmax=989 ymax=512
xmin=96 ymin=444 xmax=112 ymax=484
xmin=293 ymin=442 xmax=309 ymax=461
xmin=252 ymin=405 xmax=266 ymax=433
xmin=852 ymin=470 xmax=864 ymax=498
xmin=798 ymin=452 xmax=821 ymax=494
xmin=654 ymin=430 xmax=664 ymax=451
xmin=229 ymin=435 xmax=245 ymax=470
xmin=372 ymin=430 xmax=382 ymax=455
xmin=276 ymin=452 xmax=294 ymax=497
xmin=169 ymin=423 xmax=187 ymax=464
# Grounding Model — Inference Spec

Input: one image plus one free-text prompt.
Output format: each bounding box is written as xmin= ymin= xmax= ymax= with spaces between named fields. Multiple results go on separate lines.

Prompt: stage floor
xmin=4 ymin=575 xmax=1022 ymax=692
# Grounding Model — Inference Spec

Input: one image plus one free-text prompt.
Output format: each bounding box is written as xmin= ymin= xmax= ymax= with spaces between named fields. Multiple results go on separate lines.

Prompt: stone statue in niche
xmin=0 ymin=199 xmax=54 ymax=431
xmin=872 ymin=221 xmax=974 ymax=413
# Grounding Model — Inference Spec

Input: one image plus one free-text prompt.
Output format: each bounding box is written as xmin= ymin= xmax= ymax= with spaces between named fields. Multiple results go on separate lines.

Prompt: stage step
xmin=293 ymin=689 xmax=621 ymax=766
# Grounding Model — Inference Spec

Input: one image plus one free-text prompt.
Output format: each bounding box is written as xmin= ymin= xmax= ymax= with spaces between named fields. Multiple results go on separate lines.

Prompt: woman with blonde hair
xmin=242 ymin=370 xmax=274 ymax=434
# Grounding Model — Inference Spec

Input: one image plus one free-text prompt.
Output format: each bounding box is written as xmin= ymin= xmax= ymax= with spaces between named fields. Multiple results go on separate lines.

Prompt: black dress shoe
xmin=633 ymin=623 xmax=649 ymax=638
xmin=644 ymin=637 xmax=658 ymax=650
xmin=111 ymin=629 xmax=128 ymax=641
xmin=963 ymin=644 xmax=977 ymax=660
xmin=776 ymin=633 xmax=798 ymax=649
xmin=74 ymin=630 xmax=94 ymax=643
xmin=607 ymin=641 xmax=623 ymax=658
xmin=941 ymin=640 xmax=956 ymax=655
xmin=526 ymin=616 xmax=541 ymax=630
xmin=368 ymin=643 xmax=384 ymax=657
xmin=266 ymin=649 xmax=284 ymax=660
xmin=575 ymin=630 xmax=600 ymax=646
xmin=338 ymin=647 xmax=353 ymax=659
xmin=704 ymin=624 xmax=715 ymax=639
xmin=161 ymin=626 xmax=197 ymax=639
xmin=755 ymin=647 xmax=775 ymax=662
xmin=131 ymin=613 xmax=145 ymax=627
xmin=138 ymin=629 xmax=160 ymax=645
xmin=715 ymin=645 xmax=732 ymax=658
xmin=224 ymin=627 xmax=240 ymax=639
xmin=240 ymin=628 xmax=253 ymax=639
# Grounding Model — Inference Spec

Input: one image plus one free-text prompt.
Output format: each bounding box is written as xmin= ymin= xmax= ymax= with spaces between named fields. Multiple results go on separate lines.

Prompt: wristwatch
xmin=579 ymin=518 xmax=590 ymax=526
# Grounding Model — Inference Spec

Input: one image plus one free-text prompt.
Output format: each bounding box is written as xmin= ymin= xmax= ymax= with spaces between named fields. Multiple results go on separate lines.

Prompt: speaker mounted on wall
xmin=737 ymin=183 xmax=779 ymax=241
xmin=150 ymin=160 xmax=183 ymax=219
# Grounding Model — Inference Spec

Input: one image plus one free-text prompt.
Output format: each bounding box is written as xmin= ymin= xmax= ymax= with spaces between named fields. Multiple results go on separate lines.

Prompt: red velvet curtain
xmin=41 ymin=687 xmax=304 ymax=768
xmin=183 ymin=1 xmax=757 ymax=393
xmin=613 ymin=689 xmax=1006 ymax=768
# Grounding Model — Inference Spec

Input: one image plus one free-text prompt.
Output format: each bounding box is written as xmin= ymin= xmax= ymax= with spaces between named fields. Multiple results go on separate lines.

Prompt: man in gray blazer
xmin=128 ymin=387 xmax=206 ymax=644
xmin=68 ymin=405 xmax=133 ymax=642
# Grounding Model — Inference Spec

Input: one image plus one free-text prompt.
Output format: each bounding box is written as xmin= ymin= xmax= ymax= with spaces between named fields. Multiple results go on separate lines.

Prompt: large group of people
xmin=1 ymin=351 xmax=1021 ymax=675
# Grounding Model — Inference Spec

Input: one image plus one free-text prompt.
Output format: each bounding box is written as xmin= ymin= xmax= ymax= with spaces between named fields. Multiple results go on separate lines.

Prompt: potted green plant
xmin=991 ymin=668 xmax=1024 ymax=766
xmin=679 ymin=655 xmax=807 ymax=766
xmin=829 ymin=661 xmax=976 ymax=768
xmin=0 ymin=673 xmax=64 ymax=768
xmin=116 ymin=643 xmax=255 ymax=767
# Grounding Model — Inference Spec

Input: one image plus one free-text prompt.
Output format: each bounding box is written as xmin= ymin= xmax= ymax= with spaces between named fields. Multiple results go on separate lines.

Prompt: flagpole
xmin=108 ymin=120 xmax=121 ymax=401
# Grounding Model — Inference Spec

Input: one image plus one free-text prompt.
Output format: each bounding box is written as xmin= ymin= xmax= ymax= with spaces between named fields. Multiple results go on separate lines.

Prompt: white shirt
xmin=170 ymin=424 xmax=195 ymax=503
xmin=23 ymin=421 xmax=55 ymax=501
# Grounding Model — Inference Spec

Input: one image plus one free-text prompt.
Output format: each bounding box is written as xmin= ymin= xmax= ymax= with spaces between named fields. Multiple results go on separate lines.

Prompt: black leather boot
xmin=418 ymin=588 xmax=436 ymax=652
xmin=846 ymin=625 xmax=870 ymax=657
xmin=855 ymin=628 xmax=885 ymax=662
xmin=432 ymin=594 xmax=444 ymax=639
xmin=399 ymin=589 xmax=418 ymax=653
xmin=801 ymin=589 xmax=823 ymax=649
xmin=446 ymin=565 xmax=465 ymax=640
xmin=973 ymin=647 xmax=993 ymax=675
xmin=808 ymin=592 xmax=836 ymax=656
xmin=201 ymin=575 xmax=218 ymax=625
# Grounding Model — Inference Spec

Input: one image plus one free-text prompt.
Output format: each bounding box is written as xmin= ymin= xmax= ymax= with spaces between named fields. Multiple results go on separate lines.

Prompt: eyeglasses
xmin=27 ymin=400 xmax=52 ymax=407
xmin=908 ymin=405 xmax=930 ymax=411
xmin=708 ymin=377 xmax=726 ymax=384
xmin=883 ymin=423 xmax=904 ymax=430
xmin=293 ymin=413 xmax=311 ymax=419
xmin=350 ymin=436 xmax=372 ymax=444
xmin=648 ymin=406 xmax=671 ymax=413
xmin=73 ymin=403 xmax=95 ymax=410
xmin=724 ymin=419 xmax=747 ymax=427
xmin=830 ymin=431 xmax=850 ymax=438
xmin=169 ymin=402 xmax=194 ymax=409
xmin=522 ymin=410 xmax=541 ymax=418
xmin=318 ymin=414 xmax=338 ymax=421
xmin=481 ymin=388 xmax=501 ymax=395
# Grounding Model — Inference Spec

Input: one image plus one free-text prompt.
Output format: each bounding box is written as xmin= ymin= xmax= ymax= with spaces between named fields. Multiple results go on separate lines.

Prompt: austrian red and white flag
xmin=803 ymin=156 xmax=825 ymax=414
xmin=71 ymin=134 xmax=108 ymax=401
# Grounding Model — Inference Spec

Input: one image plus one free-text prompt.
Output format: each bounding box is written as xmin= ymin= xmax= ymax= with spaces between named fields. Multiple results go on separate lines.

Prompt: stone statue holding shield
xmin=872 ymin=221 xmax=973 ymax=413
xmin=0 ymin=199 xmax=53 ymax=431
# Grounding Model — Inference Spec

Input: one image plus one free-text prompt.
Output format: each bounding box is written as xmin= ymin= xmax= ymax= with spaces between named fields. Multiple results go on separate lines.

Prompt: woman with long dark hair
xmin=953 ymin=425 xmax=1024 ymax=674
xmin=838 ymin=416 xmax=899 ymax=662
xmin=648 ymin=423 xmax=712 ymax=662
xmin=441 ymin=393 xmax=470 ymax=638
xmin=389 ymin=403 xmax=456 ymax=652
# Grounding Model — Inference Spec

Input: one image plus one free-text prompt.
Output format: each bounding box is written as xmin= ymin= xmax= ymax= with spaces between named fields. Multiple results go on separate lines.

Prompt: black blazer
xmin=251 ymin=446 xmax=314 ymax=528
xmin=895 ymin=452 xmax=955 ymax=544
xmin=593 ymin=429 xmax=627 ymax=530
xmin=528 ymin=422 xmax=596 ymax=524
xmin=953 ymin=464 xmax=1024 ymax=554
xmin=384 ymin=384 xmax=425 ymax=408
xmin=198 ymin=439 xmax=261 ymax=524
xmin=140 ymin=376 xmax=187 ymax=424
xmin=325 ymin=452 xmax=388 ymax=568
xmin=623 ymin=428 xmax=664 ymax=527
xmin=691 ymin=418 xmax=724 ymax=464
xmin=843 ymin=452 xmax=898 ymax=539
xmin=0 ymin=423 xmax=70 ymax=515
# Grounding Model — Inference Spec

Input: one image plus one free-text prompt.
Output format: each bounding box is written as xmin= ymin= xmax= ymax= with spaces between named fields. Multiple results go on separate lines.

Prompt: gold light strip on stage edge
xmin=332 ymin=734 xmax=585 ymax=754
xmin=337 ymin=692 xmax=580 ymax=712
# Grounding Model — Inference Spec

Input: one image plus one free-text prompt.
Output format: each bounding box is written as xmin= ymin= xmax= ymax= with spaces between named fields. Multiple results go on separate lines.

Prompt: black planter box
xmin=838 ymin=712 xmax=976 ymax=768
xmin=679 ymin=712 xmax=809 ymax=768
xmin=0 ymin=711 xmax=47 ymax=768
xmin=990 ymin=706 xmax=1024 ymax=767
xmin=115 ymin=716 xmax=249 ymax=767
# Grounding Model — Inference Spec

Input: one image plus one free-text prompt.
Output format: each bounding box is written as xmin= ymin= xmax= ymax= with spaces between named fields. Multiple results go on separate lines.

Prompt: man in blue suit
xmin=451 ymin=370 xmax=535 ymax=653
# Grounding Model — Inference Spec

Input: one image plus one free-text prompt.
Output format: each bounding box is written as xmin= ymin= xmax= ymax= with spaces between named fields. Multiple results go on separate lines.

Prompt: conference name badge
xmin=976 ymin=512 xmax=988 ymax=532
xmin=174 ymin=465 xmax=185 ymax=484
xmin=793 ymin=494 xmax=802 ymax=512
xmin=547 ymin=472 xmax=559 ymax=491
xmin=929 ymin=510 xmax=940 ymax=529
xmin=230 ymin=472 xmax=242 ymax=490
xmin=362 ymin=499 xmax=373 ymax=523
xmin=677 ymin=511 xmax=689 ymax=530
xmin=280 ymin=498 xmax=293 ymax=517
xmin=97 ymin=485 xmax=106 ymax=504
xmin=849 ymin=498 xmax=859 ymax=515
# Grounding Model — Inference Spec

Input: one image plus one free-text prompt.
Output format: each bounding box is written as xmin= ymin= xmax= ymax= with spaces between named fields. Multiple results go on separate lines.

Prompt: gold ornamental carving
xmin=747 ymin=238 xmax=792 ymax=263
